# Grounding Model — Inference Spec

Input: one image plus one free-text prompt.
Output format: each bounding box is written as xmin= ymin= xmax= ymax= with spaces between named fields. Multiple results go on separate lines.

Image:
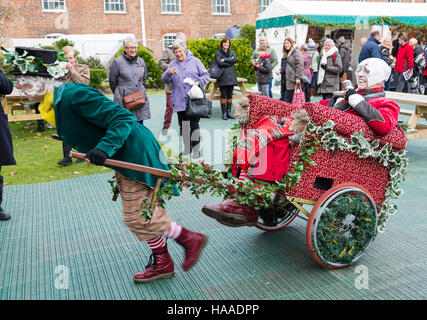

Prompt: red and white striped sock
xmin=146 ymin=236 xmax=166 ymax=250
xmin=162 ymin=221 xmax=183 ymax=240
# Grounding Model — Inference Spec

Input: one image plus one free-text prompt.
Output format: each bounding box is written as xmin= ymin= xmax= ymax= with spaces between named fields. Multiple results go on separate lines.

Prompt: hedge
xmin=187 ymin=38 xmax=255 ymax=83
xmin=115 ymin=45 xmax=164 ymax=89
xmin=89 ymin=68 xmax=107 ymax=88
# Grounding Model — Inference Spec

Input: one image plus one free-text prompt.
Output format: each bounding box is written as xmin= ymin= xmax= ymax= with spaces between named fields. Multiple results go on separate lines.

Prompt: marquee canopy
xmin=256 ymin=0 xmax=427 ymax=29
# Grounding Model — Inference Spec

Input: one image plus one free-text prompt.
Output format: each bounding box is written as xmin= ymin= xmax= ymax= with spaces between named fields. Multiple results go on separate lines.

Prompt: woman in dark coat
xmin=0 ymin=68 xmax=15 ymax=220
xmin=215 ymin=37 xmax=238 ymax=120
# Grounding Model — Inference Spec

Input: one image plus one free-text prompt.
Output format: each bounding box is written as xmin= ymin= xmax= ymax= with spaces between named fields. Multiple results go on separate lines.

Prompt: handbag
xmin=185 ymin=84 xmax=212 ymax=119
xmin=291 ymin=83 xmax=305 ymax=108
xmin=209 ymin=59 xmax=224 ymax=80
xmin=119 ymin=61 xmax=147 ymax=111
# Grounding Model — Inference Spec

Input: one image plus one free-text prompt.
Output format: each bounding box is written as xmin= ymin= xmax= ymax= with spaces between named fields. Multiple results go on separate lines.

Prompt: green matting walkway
xmin=1 ymin=94 xmax=427 ymax=300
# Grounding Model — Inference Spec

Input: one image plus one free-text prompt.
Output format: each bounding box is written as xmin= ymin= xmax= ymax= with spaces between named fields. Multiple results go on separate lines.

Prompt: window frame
xmin=258 ymin=0 xmax=271 ymax=14
xmin=104 ymin=0 xmax=127 ymax=14
xmin=212 ymin=0 xmax=231 ymax=16
xmin=163 ymin=33 xmax=177 ymax=50
xmin=41 ymin=0 xmax=67 ymax=13
xmin=161 ymin=0 xmax=182 ymax=15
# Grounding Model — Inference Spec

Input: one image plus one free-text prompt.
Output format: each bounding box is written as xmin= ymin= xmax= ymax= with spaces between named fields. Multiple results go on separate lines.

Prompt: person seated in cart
xmin=202 ymin=57 xmax=400 ymax=227
xmin=14 ymin=61 xmax=208 ymax=283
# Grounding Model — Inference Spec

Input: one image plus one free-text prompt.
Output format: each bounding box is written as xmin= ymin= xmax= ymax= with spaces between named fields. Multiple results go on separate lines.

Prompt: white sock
xmin=162 ymin=221 xmax=183 ymax=240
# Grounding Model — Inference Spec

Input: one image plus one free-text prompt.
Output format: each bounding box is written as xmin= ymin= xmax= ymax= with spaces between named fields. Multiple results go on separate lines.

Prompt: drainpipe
xmin=140 ymin=0 xmax=147 ymax=46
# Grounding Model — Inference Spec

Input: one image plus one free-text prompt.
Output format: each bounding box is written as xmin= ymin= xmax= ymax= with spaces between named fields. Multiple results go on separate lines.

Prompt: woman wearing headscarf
xmin=161 ymin=39 xmax=210 ymax=159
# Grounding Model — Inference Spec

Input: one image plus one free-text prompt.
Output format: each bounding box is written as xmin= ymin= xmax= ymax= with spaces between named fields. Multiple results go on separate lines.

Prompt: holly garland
xmin=307 ymin=120 xmax=408 ymax=233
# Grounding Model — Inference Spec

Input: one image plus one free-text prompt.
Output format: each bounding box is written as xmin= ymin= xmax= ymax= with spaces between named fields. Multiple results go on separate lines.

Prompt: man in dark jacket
xmin=359 ymin=31 xmax=383 ymax=63
xmin=0 ymin=68 xmax=15 ymax=221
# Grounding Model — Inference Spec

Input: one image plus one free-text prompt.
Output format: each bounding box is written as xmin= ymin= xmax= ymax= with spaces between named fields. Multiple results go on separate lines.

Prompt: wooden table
xmin=204 ymin=77 xmax=248 ymax=101
xmin=1 ymin=88 xmax=43 ymax=122
xmin=334 ymin=90 xmax=427 ymax=139
xmin=384 ymin=91 xmax=427 ymax=139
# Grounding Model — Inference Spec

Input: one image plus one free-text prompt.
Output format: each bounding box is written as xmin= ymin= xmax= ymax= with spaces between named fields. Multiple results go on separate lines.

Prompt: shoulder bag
xmin=185 ymin=84 xmax=212 ymax=119
xmin=209 ymin=59 xmax=224 ymax=80
xmin=119 ymin=61 xmax=147 ymax=111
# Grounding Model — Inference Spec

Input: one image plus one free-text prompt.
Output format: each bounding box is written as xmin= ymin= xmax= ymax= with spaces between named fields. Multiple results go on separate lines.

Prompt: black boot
xmin=221 ymin=103 xmax=228 ymax=120
xmin=37 ymin=120 xmax=46 ymax=132
xmin=58 ymin=142 xmax=73 ymax=166
xmin=226 ymin=102 xmax=235 ymax=119
xmin=0 ymin=175 xmax=11 ymax=221
xmin=191 ymin=141 xmax=200 ymax=159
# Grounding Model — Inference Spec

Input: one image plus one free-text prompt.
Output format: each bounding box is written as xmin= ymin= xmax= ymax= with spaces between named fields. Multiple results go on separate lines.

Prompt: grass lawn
xmin=4 ymin=120 xmax=113 ymax=186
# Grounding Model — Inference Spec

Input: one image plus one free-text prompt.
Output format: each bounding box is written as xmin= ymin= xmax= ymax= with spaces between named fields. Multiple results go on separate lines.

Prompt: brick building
xmin=3 ymin=0 xmax=426 ymax=60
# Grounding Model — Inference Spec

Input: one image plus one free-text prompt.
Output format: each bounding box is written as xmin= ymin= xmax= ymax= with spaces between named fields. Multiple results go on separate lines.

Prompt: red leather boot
xmin=202 ymin=199 xmax=259 ymax=226
xmin=175 ymin=228 xmax=208 ymax=271
xmin=133 ymin=245 xmax=175 ymax=283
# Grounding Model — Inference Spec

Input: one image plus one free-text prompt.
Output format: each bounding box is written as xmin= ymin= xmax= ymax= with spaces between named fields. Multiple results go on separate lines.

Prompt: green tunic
xmin=53 ymin=83 xmax=170 ymax=188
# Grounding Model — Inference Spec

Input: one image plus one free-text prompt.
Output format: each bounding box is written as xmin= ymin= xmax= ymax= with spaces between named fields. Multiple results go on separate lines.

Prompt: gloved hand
xmin=320 ymin=63 xmax=327 ymax=70
xmin=344 ymin=88 xmax=358 ymax=101
xmin=85 ymin=148 xmax=108 ymax=165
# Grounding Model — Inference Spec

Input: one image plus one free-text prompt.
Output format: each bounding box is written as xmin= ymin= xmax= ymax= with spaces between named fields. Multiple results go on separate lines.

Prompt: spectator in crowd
xmin=395 ymin=35 xmax=414 ymax=93
xmin=300 ymin=44 xmax=312 ymax=102
xmin=391 ymin=33 xmax=403 ymax=58
xmin=317 ymin=39 xmax=343 ymax=100
xmin=424 ymin=43 xmax=427 ymax=95
xmin=409 ymin=38 xmax=426 ymax=94
xmin=336 ymin=36 xmax=351 ymax=91
xmin=254 ymin=47 xmax=272 ymax=97
xmin=214 ymin=36 xmax=238 ymax=120
xmin=15 ymin=75 xmax=208 ymax=284
xmin=359 ymin=31 xmax=383 ymax=63
xmin=360 ymin=37 xmax=367 ymax=48
xmin=307 ymin=38 xmax=319 ymax=98
xmin=380 ymin=38 xmax=394 ymax=91
xmin=0 ymin=67 xmax=15 ymax=221
xmin=57 ymin=46 xmax=90 ymax=166
xmin=158 ymin=32 xmax=186 ymax=135
xmin=280 ymin=38 xmax=303 ymax=103
xmin=251 ymin=37 xmax=278 ymax=98
xmin=109 ymin=38 xmax=150 ymax=125
xmin=161 ymin=40 xmax=210 ymax=159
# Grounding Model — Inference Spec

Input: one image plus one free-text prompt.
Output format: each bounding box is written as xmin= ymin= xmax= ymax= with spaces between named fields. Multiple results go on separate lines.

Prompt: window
xmin=161 ymin=0 xmax=181 ymax=13
xmin=163 ymin=34 xmax=176 ymax=49
xmin=104 ymin=0 xmax=126 ymax=13
xmin=212 ymin=0 xmax=230 ymax=15
xmin=388 ymin=0 xmax=400 ymax=2
xmin=42 ymin=0 xmax=66 ymax=12
xmin=258 ymin=0 xmax=271 ymax=13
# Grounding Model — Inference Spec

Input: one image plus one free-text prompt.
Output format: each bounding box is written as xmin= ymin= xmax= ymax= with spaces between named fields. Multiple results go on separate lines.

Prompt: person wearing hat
xmin=14 ymin=72 xmax=208 ymax=283
xmin=320 ymin=57 xmax=400 ymax=137
xmin=336 ymin=36 xmax=351 ymax=91
xmin=0 ymin=67 xmax=15 ymax=221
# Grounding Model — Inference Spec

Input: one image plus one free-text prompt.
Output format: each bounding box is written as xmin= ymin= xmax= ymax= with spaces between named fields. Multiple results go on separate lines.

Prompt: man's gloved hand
xmin=344 ymin=88 xmax=358 ymax=101
xmin=320 ymin=63 xmax=327 ymax=70
xmin=85 ymin=148 xmax=108 ymax=165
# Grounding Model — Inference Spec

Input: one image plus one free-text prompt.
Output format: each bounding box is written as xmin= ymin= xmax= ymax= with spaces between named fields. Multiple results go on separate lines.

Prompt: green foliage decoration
xmin=187 ymin=38 xmax=256 ymax=83
xmin=115 ymin=45 xmax=164 ymax=89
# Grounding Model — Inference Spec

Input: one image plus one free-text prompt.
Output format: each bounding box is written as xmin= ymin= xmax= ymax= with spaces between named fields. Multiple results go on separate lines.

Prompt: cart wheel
xmin=256 ymin=197 xmax=299 ymax=231
xmin=306 ymin=183 xmax=378 ymax=269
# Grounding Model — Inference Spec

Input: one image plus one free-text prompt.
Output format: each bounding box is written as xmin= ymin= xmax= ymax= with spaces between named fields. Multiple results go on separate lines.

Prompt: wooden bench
xmin=1 ymin=88 xmax=43 ymax=122
xmin=204 ymin=77 xmax=248 ymax=101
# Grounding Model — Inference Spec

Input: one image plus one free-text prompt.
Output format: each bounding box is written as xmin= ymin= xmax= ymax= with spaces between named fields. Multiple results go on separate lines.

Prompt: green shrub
xmin=54 ymin=38 xmax=75 ymax=50
xmin=115 ymin=45 xmax=164 ymax=89
xmin=187 ymin=38 xmax=255 ymax=83
xmin=0 ymin=51 xmax=14 ymax=74
xmin=240 ymin=24 xmax=256 ymax=46
xmin=89 ymin=69 xmax=107 ymax=88
xmin=77 ymin=56 xmax=104 ymax=69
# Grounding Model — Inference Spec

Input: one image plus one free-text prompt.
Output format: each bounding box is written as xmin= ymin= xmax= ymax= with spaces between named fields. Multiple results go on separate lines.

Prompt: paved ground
xmin=1 ymin=94 xmax=427 ymax=300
